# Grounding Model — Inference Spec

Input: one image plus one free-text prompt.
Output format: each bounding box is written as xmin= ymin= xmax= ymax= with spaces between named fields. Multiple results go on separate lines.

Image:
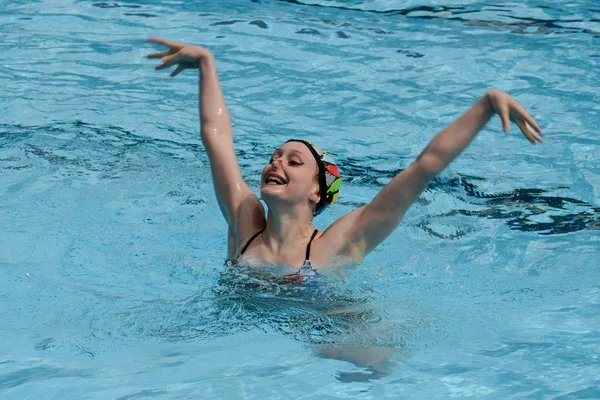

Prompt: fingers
xmin=154 ymin=53 xmax=179 ymax=70
xmin=517 ymin=120 xmax=535 ymax=144
xmin=146 ymin=37 xmax=182 ymax=49
xmin=147 ymin=51 xmax=170 ymax=59
xmin=517 ymin=119 xmax=544 ymax=144
xmin=509 ymin=100 xmax=544 ymax=144
xmin=523 ymin=120 xmax=543 ymax=143
xmin=494 ymin=93 xmax=544 ymax=145
xmin=498 ymin=101 xmax=511 ymax=132
xmin=154 ymin=63 xmax=171 ymax=71
xmin=522 ymin=111 xmax=542 ymax=134
xmin=511 ymin=102 xmax=543 ymax=134
xmin=491 ymin=91 xmax=544 ymax=140
xmin=154 ymin=61 xmax=188 ymax=74
xmin=170 ymin=65 xmax=186 ymax=77
xmin=514 ymin=119 xmax=543 ymax=144
xmin=147 ymin=38 xmax=208 ymax=77
xmin=530 ymin=129 xmax=544 ymax=143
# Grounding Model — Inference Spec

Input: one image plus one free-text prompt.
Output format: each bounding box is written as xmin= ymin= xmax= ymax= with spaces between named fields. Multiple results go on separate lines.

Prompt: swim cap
xmin=286 ymin=139 xmax=341 ymax=216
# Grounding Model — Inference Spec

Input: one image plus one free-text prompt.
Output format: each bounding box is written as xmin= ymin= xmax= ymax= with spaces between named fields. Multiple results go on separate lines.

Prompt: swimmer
xmin=147 ymin=37 xmax=542 ymax=272
xmin=147 ymin=38 xmax=543 ymax=380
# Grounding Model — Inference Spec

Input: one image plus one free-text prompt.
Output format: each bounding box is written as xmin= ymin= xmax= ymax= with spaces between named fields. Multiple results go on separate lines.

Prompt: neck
xmin=263 ymin=204 xmax=315 ymax=252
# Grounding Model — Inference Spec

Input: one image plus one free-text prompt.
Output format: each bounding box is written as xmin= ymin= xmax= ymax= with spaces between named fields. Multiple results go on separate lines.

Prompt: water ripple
xmin=1 ymin=0 xmax=598 ymax=396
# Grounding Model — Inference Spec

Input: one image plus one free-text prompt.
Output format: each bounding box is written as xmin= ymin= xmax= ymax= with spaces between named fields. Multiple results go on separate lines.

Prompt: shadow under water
xmin=211 ymin=264 xmax=403 ymax=380
xmin=340 ymin=154 xmax=599 ymax=238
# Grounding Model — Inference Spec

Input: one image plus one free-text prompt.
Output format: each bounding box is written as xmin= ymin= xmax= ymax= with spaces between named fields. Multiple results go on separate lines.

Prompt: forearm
xmin=417 ymin=93 xmax=494 ymax=178
xmin=199 ymin=56 xmax=232 ymax=140
xmin=343 ymin=90 xmax=540 ymax=259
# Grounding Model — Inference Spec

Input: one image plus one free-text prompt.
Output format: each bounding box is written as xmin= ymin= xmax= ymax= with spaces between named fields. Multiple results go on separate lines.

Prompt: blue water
xmin=1 ymin=0 xmax=599 ymax=398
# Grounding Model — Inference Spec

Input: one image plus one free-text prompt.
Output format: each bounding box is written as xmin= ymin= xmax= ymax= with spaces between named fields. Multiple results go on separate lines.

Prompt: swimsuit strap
xmin=238 ymin=228 xmax=318 ymax=265
xmin=305 ymin=229 xmax=318 ymax=260
xmin=238 ymin=229 xmax=265 ymax=257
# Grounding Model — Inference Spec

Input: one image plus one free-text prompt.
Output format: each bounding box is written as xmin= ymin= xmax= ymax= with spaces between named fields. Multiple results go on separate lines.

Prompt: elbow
xmin=201 ymin=123 xmax=230 ymax=142
xmin=201 ymin=107 xmax=231 ymax=125
xmin=201 ymin=124 xmax=218 ymax=138
xmin=416 ymin=153 xmax=445 ymax=179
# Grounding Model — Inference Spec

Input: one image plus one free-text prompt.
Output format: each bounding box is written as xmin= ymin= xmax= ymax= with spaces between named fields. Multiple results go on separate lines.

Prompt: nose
xmin=271 ymin=158 xmax=284 ymax=169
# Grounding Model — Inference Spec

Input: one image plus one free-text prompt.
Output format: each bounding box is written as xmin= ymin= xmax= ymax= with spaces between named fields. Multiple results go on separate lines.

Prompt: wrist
xmin=480 ymin=91 xmax=496 ymax=117
xmin=200 ymin=54 xmax=217 ymax=74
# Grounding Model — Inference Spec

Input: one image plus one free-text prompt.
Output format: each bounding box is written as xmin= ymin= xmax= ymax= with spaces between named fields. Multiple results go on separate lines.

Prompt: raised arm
xmin=147 ymin=38 xmax=265 ymax=252
xmin=331 ymin=90 xmax=542 ymax=261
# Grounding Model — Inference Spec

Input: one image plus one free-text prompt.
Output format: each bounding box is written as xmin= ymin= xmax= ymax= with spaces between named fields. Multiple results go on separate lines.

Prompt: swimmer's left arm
xmin=336 ymin=90 xmax=542 ymax=261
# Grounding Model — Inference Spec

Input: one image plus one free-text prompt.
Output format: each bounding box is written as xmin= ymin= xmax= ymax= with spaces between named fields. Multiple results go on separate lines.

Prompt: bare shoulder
xmin=316 ymin=206 xmax=367 ymax=263
xmin=230 ymin=193 xmax=266 ymax=255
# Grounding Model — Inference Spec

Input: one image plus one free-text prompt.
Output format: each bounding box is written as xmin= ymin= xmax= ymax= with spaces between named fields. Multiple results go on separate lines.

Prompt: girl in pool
xmin=147 ymin=38 xmax=543 ymax=274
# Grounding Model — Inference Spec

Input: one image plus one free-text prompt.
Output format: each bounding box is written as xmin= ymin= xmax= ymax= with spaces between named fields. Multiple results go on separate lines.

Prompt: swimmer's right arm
xmin=147 ymin=39 xmax=264 ymax=243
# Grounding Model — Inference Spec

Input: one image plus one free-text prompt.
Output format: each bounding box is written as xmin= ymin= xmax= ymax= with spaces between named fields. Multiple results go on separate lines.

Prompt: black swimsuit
xmin=234 ymin=228 xmax=319 ymax=272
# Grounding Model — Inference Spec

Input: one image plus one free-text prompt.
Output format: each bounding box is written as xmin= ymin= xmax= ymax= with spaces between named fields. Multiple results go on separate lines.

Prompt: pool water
xmin=1 ymin=0 xmax=599 ymax=398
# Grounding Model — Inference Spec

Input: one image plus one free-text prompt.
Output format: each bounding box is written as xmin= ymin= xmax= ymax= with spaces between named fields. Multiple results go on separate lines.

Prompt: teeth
xmin=266 ymin=176 xmax=285 ymax=185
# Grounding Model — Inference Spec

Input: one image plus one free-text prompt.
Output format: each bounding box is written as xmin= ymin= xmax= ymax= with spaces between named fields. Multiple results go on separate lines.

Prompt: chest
xmin=241 ymin=238 xmax=337 ymax=269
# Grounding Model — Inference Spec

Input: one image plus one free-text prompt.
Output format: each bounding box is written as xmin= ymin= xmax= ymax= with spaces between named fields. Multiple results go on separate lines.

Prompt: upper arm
xmin=327 ymin=95 xmax=496 ymax=261
xmin=327 ymin=159 xmax=434 ymax=262
xmin=202 ymin=130 xmax=265 ymax=246
xmin=195 ymin=56 xmax=266 ymax=250
xmin=202 ymin=133 xmax=253 ymax=222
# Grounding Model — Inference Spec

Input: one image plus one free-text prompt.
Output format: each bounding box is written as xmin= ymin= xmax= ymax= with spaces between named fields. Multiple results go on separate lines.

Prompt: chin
xmin=260 ymin=183 xmax=286 ymax=195
xmin=260 ymin=185 xmax=296 ymax=209
xmin=259 ymin=189 xmax=279 ymax=210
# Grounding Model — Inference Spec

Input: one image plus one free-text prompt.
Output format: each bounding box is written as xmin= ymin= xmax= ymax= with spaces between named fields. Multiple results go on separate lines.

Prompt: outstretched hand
xmin=146 ymin=38 xmax=213 ymax=77
xmin=487 ymin=90 xmax=543 ymax=144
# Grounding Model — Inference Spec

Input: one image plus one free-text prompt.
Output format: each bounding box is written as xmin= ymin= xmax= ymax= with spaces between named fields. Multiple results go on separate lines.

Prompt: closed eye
xmin=268 ymin=157 xmax=303 ymax=167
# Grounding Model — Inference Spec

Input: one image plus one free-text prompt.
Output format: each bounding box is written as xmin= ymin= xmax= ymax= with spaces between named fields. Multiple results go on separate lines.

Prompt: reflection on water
xmin=342 ymin=154 xmax=599 ymax=237
xmin=3 ymin=121 xmax=597 ymax=239
xmin=424 ymin=180 xmax=600 ymax=237
xmin=274 ymin=1 xmax=600 ymax=36
xmin=1 ymin=0 xmax=598 ymax=393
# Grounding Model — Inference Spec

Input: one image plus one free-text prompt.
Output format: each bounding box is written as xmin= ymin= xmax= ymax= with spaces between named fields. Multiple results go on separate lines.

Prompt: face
xmin=260 ymin=141 xmax=321 ymax=210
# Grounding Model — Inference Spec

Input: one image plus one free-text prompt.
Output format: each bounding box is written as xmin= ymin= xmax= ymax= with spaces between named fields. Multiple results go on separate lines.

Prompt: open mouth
xmin=265 ymin=173 xmax=287 ymax=185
